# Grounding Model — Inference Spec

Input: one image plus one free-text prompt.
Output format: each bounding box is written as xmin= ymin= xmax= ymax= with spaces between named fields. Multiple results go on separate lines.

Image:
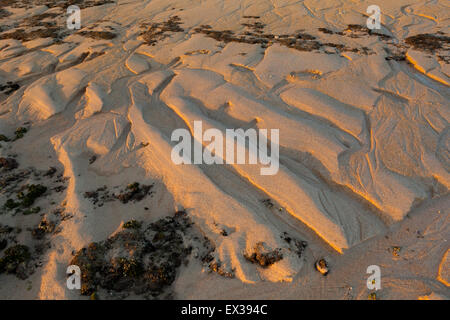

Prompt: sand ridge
xmin=0 ymin=0 xmax=448 ymax=299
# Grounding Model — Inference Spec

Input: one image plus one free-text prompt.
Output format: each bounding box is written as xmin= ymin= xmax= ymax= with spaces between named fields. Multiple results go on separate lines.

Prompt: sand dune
xmin=0 ymin=0 xmax=448 ymax=300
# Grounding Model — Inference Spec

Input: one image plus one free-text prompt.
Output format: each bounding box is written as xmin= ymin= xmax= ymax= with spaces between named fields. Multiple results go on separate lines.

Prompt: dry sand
xmin=0 ymin=0 xmax=448 ymax=299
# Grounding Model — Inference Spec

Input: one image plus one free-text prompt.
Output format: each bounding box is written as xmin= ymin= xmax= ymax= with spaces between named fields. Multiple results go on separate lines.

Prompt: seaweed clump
xmin=281 ymin=232 xmax=308 ymax=258
xmin=0 ymin=224 xmax=19 ymax=252
xmin=58 ymin=0 xmax=115 ymax=10
xmin=123 ymin=219 xmax=142 ymax=230
xmin=83 ymin=182 xmax=154 ymax=207
xmin=0 ymin=27 xmax=61 ymax=41
xmin=244 ymin=242 xmax=283 ymax=268
xmin=31 ymin=217 xmax=56 ymax=240
xmin=0 ymin=244 xmax=31 ymax=279
xmin=405 ymin=34 xmax=450 ymax=53
xmin=140 ymin=16 xmax=184 ymax=46
xmin=193 ymin=20 xmax=373 ymax=54
xmin=70 ymin=211 xmax=194 ymax=298
xmin=0 ymin=157 xmax=18 ymax=171
xmin=0 ymin=82 xmax=20 ymax=95
xmin=0 ymin=0 xmax=115 ymax=10
xmin=78 ymin=30 xmax=116 ymax=40
xmin=14 ymin=127 xmax=27 ymax=140
xmin=208 ymin=260 xmax=234 ymax=278
xmin=3 ymin=184 xmax=47 ymax=211
xmin=17 ymin=184 xmax=47 ymax=207
xmin=0 ymin=8 xmax=12 ymax=19
xmin=116 ymin=182 xmax=153 ymax=204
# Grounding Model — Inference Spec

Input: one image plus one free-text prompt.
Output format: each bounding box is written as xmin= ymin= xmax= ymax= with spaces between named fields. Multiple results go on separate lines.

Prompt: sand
xmin=0 ymin=0 xmax=448 ymax=300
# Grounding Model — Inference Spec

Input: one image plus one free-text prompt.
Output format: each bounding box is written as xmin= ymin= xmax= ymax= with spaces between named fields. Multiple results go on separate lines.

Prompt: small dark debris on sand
xmin=0 ymin=222 xmax=52 ymax=278
xmin=123 ymin=219 xmax=142 ymax=230
xmin=345 ymin=24 xmax=370 ymax=37
xmin=0 ymin=216 xmax=57 ymax=279
xmin=0 ymin=82 xmax=20 ymax=95
xmin=0 ymin=142 xmax=70 ymax=281
xmin=242 ymin=21 xmax=266 ymax=34
xmin=0 ymin=28 xmax=61 ymax=41
xmin=22 ymin=12 xmax=59 ymax=28
xmin=244 ymin=242 xmax=283 ymax=268
xmin=208 ymin=260 xmax=234 ymax=278
xmin=0 ymin=244 xmax=31 ymax=279
xmin=140 ymin=16 xmax=184 ymax=46
xmin=0 ymin=224 xmax=21 ymax=252
xmin=391 ymin=246 xmax=402 ymax=257
xmin=405 ymin=34 xmax=450 ymax=53
xmin=1 ymin=161 xmax=69 ymax=215
xmin=17 ymin=184 xmax=47 ymax=207
xmin=0 ymin=8 xmax=12 ymax=19
xmin=437 ymin=55 xmax=450 ymax=64
xmin=0 ymin=1 xmax=117 ymax=42
xmin=261 ymin=198 xmax=274 ymax=208
xmin=3 ymin=183 xmax=47 ymax=212
xmin=0 ymin=157 xmax=18 ymax=171
xmin=0 ymin=169 xmax=32 ymax=195
xmin=43 ymin=167 xmax=57 ymax=177
xmin=194 ymin=23 xmax=374 ymax=55
xmin=281 ymin=232 xmax=307 ymax=258
xmin=116 ymin=182 xmax=153 ymax=204
xmin=385 ymin=53 xmax=406 ymax=61
xmin=60 ymin=0 xmax=115 ymax=9
xmin=83 ymin=182 xmax=154 ymax=207
xmin=318 ymin=27 xmax=342 ymax=35
xmin=78 ymin=30 xmax=116 ymax=40
xmin=31 ymin=216 xmax=56 ymax=240
xmin=0 ymin=0 xmax=115 ymax=10
xmin=14 ymin=127 xmax=28 ymax=140
xmin=199 ymin=236 xmax=234 ymax=278
xmin=344 ymin=24 xmax=392 ymax=40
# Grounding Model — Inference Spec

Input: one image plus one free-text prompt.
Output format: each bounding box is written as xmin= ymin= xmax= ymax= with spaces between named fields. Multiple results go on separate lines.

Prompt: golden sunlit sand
xmin=0 ymin=0 xmax=448 ymax=300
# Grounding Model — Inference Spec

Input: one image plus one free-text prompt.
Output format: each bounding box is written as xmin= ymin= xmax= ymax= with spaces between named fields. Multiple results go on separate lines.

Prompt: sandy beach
xmin=0 ymin=0 xmax=448 ymax=300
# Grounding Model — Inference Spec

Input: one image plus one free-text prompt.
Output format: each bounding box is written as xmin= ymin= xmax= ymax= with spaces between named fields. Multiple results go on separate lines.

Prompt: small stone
xmin=315 ymin=258 xmax=329 ymax=276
